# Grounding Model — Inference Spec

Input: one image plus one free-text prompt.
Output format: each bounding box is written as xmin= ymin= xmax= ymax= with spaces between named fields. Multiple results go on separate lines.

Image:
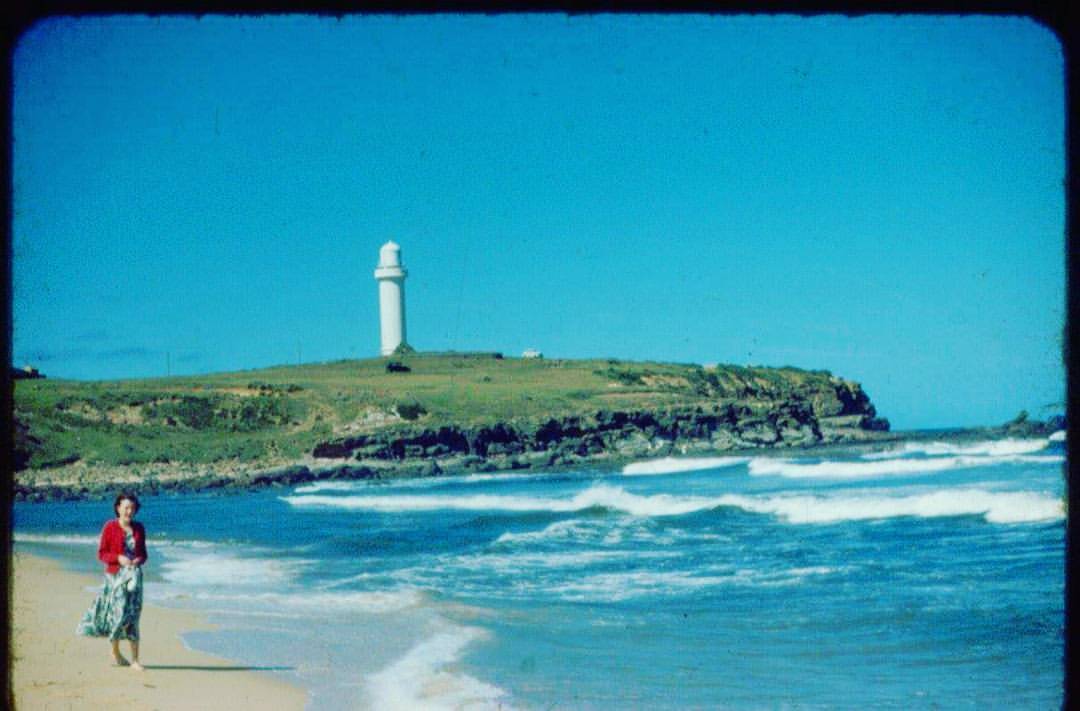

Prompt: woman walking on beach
xmin=77 ymin=492 xmax=148 ymax=670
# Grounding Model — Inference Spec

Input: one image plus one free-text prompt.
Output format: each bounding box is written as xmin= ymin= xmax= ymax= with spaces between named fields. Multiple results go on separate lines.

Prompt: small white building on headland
xmin=374 ymin=241 xmax=409 ymax=356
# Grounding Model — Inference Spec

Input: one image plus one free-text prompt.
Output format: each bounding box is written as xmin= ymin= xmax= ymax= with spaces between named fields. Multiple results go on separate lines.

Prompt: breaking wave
xmin=749 ymin=453 xmax=1062 ymax=479
xmin=364 ymin=623 xmax=513 ymax=710
xmin=861 ymin=438 xmax=1051 ymax=459
xmin=725 ymin=488 xmax=1064 ymax=524
xmin=282 ymin=484 xmax=718 ymax=517
xmin=621 ymin=456 xmax=749 ymax=476
xmin=283 ymin=483 xmax=1062 ymax=525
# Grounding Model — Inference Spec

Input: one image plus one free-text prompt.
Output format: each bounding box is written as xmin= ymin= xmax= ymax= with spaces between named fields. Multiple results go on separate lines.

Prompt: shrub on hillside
xmin=141 ymin=395 xmax=295 ymax=431
xmin=395 ymin=401 xmax=427 ymax=420
xmin=593 ymin=367 xmax=648 ymax=386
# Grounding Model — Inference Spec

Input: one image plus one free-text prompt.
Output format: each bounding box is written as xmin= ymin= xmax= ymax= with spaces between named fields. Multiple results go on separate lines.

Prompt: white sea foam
xmin=861 ymin=438 xmax=1050 ymax=459
xmin=292 ymin=480 xmax=370 ymax=494
xmin=159 ymin=588 xmax=425 ymax=615
xmin=150 ymin=539 xmax=217 ymax=549
xmin=494 ymin=518 xmax=719 ymax=548
xmin=159 ymin=549 xmax=310 ymax=587
xmin=1049 ymin=430 xmax=1066 ymax=442
xmin=748 ymin=452 xmax=1061 ymax=479
xmin=364 ymin=623 xmax=513 ymax=710
xmin=749 ymin=455 xmax=983 ymax=478
xmin=13 ymin=532 xmax=218 ymax=550
xmin=493 ymin=518 xmax=670 ymax=546
xmin=724 ymin=488 xmax=1064 ymax=524
xmin=282 ymin=484 xmax=721 ymax=517
xmin=294 ymin=471 xmax=536 ymax=494
xmin=1016 ymin=455 xmax=1068 ymax=464
xmin=566 ymin=486 xmax=720 ymax=516
xmin=494 ymin=519 xmax=605 ymax=546
xmin=777 ymin=566 xmax=839 ymax=579
xmin=621 ymin=456 xmax=749 ymax=476
xmin=285 ymin=481 xmax=1062 ymax=526
xmin=13 ymin=533 xmax=100 ymax=546
xmin=724 ymin=565 xmax=841 ymax=589
xmin=548 ymin=570 xmax=731 ymax=601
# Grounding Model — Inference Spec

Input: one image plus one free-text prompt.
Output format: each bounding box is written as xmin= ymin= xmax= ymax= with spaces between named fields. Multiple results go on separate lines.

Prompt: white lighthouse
xmin=374 ymin=241 xmax=408 ymax=356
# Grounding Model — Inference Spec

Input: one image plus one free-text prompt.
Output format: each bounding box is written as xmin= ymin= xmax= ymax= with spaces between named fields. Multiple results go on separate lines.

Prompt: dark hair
xmin=114 ymin=492 xmax=141 ymax=516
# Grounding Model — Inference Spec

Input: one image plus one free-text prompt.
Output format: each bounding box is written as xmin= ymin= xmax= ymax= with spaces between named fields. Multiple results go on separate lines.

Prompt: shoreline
xmin=9 ymin=551 xmax=309 ymax=710
xmin=12 ymin=420 xmax=1063 ymax=504
xmin=14 ymin=433 xmax=898 ymax=503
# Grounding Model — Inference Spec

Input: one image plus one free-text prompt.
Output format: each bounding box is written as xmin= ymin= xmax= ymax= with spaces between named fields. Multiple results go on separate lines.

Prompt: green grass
xmin=13 ymin=355 xmax=843 ymax=469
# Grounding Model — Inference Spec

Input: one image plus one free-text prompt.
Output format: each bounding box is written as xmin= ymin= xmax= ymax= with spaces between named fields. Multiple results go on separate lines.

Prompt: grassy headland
xmin=13 ymin=354 xmax=890 ymax=498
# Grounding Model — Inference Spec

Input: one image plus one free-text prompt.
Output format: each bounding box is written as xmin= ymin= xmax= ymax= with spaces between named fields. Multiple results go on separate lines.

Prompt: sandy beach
xmin=9 ymin=552 xmax=308 ymax=710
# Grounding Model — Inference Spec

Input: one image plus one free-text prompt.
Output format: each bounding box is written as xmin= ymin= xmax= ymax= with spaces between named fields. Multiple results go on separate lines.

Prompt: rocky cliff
xmin=307 ymin=376 xmax=890 ymax=477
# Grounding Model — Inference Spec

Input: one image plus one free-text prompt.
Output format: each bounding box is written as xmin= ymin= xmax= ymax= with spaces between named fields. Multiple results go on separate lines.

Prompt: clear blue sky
xmin=12 ymin=14 xmax=1065 ymax=430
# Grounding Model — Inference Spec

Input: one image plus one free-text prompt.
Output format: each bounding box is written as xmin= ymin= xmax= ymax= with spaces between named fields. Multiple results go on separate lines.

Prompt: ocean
xmin=13 ymin=434 xmax=1067 ymax=709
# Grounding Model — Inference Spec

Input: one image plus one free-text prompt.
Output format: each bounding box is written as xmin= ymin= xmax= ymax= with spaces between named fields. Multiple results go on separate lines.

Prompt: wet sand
xmin=10 ymin=552 xmax=308 ymax=710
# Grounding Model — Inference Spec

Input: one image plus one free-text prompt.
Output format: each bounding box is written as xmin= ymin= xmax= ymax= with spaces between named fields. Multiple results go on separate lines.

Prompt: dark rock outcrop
xmin=307 ymin=380 xmax=891 ymax=476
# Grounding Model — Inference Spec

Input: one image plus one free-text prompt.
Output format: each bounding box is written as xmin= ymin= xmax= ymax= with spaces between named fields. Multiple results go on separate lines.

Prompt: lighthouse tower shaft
xmin=374 ymin=242 xmax=408 ymax=356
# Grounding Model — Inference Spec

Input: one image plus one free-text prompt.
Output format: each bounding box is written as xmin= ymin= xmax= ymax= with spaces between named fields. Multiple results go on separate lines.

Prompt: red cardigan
xmin=97 ymin=519 xmax=148 ymax=575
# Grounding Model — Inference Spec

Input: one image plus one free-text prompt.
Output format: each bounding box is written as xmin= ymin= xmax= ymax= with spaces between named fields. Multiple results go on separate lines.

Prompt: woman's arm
xmin=132 ymin=523 xmax=148 ymax=566
xmin=97 ymin=521 xmax=119 ymax=566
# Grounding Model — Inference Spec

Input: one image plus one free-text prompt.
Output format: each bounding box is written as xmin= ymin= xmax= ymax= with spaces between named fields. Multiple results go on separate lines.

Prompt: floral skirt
xmin=76 ymin=566 xmax=143 ymax=642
